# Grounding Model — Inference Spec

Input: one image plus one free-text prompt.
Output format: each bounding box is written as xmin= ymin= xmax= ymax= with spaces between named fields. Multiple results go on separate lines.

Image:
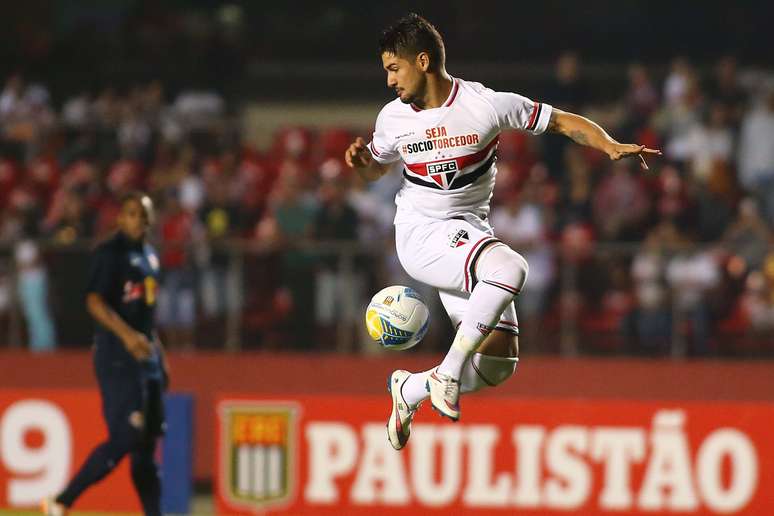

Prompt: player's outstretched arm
xmin=344 ymin=136 xmax=390 ymax=181
xmin=547 ymin=108 xmax=661 ymax=170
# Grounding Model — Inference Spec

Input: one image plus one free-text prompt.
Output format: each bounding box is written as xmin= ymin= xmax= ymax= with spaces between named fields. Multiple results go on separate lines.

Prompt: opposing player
xmin=344 ymin=13 xmax=660 ymax=450
xmin=43 ymin=193 xmax=167 ymax=515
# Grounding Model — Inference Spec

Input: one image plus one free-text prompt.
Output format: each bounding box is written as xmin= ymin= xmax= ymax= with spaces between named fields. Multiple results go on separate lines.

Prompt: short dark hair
xmin=379 ymin=13 xmax=445 ymax=72
xmin=120 ymin=191 xmax=155 ymax=223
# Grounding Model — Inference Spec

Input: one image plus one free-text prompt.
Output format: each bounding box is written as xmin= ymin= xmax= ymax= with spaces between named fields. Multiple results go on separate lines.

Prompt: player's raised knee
xmin=461 ymin=353 xmax=519 ymax=393
xmin=476 ymin=244 xmax=529 ymax=295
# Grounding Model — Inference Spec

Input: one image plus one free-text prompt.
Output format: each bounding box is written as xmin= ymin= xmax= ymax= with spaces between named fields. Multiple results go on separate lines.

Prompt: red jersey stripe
xmin=526 ymin=102 xmax=540 ymax=131
xmin=443 ymin=79 xmax=460 ymax=107
xmin=404 ymin=136 xmax=498 ymax=177
xmin=410 ymin=78 xmax=459 ymax=112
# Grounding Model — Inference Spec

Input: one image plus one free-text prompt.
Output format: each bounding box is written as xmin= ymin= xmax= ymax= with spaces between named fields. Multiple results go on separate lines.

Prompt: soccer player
xmin=344 ymin=14 xmax=660 ymax=450
xmin=43 ymin=193 xmax=168 ymax=515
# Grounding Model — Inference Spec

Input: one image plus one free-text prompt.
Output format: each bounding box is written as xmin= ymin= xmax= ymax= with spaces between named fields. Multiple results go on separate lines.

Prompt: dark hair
xmin=120 ymin=191 xmax=155 ymax=222
xmin=379 ymin=13 xmax=445 ymax=72
xmin=120 ymin=190 xmax=147 ymax=207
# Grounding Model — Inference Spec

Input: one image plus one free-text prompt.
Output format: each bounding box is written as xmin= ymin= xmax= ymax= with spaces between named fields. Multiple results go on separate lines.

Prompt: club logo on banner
xmin=218 ymin=401 xmax=299 ymax=513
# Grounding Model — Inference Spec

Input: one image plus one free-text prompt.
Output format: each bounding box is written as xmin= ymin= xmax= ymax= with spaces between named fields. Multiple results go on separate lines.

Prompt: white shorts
xmin=395 ymin=215 xmax=519 ymax=335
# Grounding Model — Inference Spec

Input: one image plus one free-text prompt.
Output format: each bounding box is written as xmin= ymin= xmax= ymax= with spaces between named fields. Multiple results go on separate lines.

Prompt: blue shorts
xmin=93 ymin=337 xmax=165 ymax=438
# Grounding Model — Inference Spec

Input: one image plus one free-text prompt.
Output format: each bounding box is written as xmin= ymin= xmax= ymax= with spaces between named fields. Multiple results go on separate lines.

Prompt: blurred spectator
xmin=312 ymin=160 xmax=361 ymax=349
xmin=627 ymin=220 xmax=683 ymax=354
xmin=0 ymin=75 xmax=25 ymax=120
xmin=173 ymin=90 xmax=225 ymax=131
xmin=663 ymin=58 xmax=694 ymax=106
xmin=255 ymin=168 xmax=319 ymax=348
xmin=556 ymin=146 xmax=593 ymax=229
xmin=46 ymin=190 xmax=94 ymax=244
xmin=592 ymin=160 xmax=651 ymax=241
xmin=661 ymin=59 xmax=704 ymax=163
xmin=722 ymin=197 xmax=772 ymax=275
xmin=724 ymin=270 xmax=774 ymax=336
xmin=117 ymin=108 xmax=152 ymax=161
xmin=544 ymin=52 xmax=587 ymax=177
xmin=626 ymin=63 xmax=659 ymax=125
xmin=737 ymin=89 xmax=774 ymax=223
xmin=199 ymin=178 xmax=242 ymax=320
xmin=14 ymin=240 xmax=56 ymax=351
xmin=655 ymin=165 xmax=693 ymax=228
xmin=1 ymin=188 xmax=42 ymax=241
xmin=706 ymin=56 xmax=748 ymax=128
xmin=148 ymin=144 xmax=195 ymax=195
xmin=156 ymin=191 xmax=199 ymax=349
xmin=546 ymin=52 xmax=587 ymax=112
xmin=666 ymin=245 xmax=722 ymax=355
xmin=684 ymin=103 xmax=734 ymax=185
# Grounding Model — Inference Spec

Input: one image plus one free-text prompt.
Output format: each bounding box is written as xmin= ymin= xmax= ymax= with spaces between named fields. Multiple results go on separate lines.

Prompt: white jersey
xmin=368 ymin=77 xmax=553 ymax=222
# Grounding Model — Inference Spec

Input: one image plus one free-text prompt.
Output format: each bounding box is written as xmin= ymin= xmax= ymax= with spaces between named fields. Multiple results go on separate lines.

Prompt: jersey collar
xmin=410 ymin=77 xmax=459 ymax=112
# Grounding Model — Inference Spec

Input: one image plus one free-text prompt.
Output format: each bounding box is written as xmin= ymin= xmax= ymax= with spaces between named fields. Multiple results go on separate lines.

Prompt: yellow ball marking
xmin=365 ymin=308 xmax=383 ymax=340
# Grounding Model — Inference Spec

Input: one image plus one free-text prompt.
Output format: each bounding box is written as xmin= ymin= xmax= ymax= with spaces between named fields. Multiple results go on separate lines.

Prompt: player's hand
xmin=344 ymin=137 xmax=373 ymax=169
xmin=607 ymin=143 xmax=662 ymax=170
xmin=123 ymin=331 xmax=153 ymax=361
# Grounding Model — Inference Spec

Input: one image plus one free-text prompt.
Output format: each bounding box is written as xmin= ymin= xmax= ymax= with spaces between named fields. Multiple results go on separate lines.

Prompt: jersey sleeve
xmin=485 ymin=90 xmax=553 ymax=135
xmin=367 ymin=109 xmax=401 ymax=164
xmin=86 ymin=244 xmax=118 ymax=298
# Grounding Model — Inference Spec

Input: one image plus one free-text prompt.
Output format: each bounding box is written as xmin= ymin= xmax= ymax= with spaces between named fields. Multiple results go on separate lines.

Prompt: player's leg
xmin=429 ymin=242 xmax=527 ymax=419
xmin=129 ymin=379 xmax=164 ymax=516
xmin=387 ymin=291 xmax=519 ymax=450
xmin=53 ymin=348 xmax=144 ymax=508
xmin=388 ymin=218 xmax=518 ymax=445
xmin=388 ymin=329 xmax=518 ymax=450
xmin=460 ymin=330 xmax=519 ymax=393
xmin=402 ymin=292 xmax=519 ymax=405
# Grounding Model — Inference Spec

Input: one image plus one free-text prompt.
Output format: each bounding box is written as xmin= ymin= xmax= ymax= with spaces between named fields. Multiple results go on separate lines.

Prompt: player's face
xmin=118 ymin=199 xmax=149 ymax=241
xmin=382 ymin=52 xmax=427 ymax=105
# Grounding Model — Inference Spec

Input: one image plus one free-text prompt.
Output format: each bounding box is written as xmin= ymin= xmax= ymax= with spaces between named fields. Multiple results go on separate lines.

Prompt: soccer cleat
xmin=386 ymin=370 xmax=416 ymax=450
xmin=426 ymin=368 xmax=461 ymax=421
xmin=41 ymin=497 xmax=66 ymax=516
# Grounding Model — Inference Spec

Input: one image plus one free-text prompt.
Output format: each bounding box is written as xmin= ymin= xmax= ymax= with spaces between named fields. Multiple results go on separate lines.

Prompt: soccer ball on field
xmin=365 ymin=285 xmax=430 ymax=351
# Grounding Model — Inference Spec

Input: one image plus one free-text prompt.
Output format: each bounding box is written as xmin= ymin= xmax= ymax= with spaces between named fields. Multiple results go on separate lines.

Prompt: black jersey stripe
xmin=402 ymin=152 xmax=496 ymax=190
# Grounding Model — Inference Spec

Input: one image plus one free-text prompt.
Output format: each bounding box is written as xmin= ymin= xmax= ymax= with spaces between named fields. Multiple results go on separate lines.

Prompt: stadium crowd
xmin=1 ymin=54 xmax=774 ymax=356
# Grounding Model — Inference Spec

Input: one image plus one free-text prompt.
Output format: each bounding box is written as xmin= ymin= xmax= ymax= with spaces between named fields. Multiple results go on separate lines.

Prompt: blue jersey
xmin=87 ymin=232 xmax=162 ymax=378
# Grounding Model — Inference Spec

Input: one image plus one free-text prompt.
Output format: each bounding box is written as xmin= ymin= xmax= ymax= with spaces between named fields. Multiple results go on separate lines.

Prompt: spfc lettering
xmin=427 ymin=160 xmax=459 ymax=189
xmin=449 ymin=229 xmax=469 ymax=248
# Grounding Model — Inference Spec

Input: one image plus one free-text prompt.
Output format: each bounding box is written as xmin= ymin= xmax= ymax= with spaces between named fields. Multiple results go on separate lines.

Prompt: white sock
xmin=437 ymin=281 xmax=514 ymax=379
xmin=401 ymin=369 xmax=432 ymax=408
xmin=436 ymin=333 xmax=471 ymax=379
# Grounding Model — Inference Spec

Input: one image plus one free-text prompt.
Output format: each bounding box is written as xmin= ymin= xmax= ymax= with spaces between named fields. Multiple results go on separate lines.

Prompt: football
xmin=365 ymin=285 xmax=430 ymax=351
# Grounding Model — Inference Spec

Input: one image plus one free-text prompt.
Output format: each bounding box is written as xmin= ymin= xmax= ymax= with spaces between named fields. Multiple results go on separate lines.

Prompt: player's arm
xmin=86 ymin=293 xmax=153 ymax=360
xmin=547 ymin=108 xmax=661 ymax=169
xmin=344 ymin=137 xmax=391 ymax=181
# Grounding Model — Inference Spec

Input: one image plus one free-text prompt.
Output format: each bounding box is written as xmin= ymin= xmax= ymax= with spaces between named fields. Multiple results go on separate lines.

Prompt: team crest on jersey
xmin=218 ymin=401 xmax=298 ymax=512
xmin=449 ymin=229 xmax=470 ymax=248
xmin=427 ymin=160 xmax=459 ymax=189
xmin=477 ymin=322 xmax=495 ymax=336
